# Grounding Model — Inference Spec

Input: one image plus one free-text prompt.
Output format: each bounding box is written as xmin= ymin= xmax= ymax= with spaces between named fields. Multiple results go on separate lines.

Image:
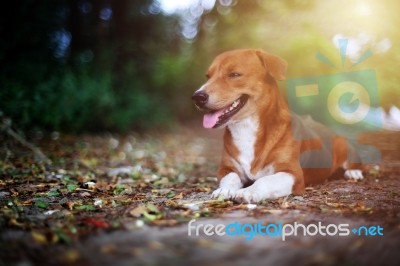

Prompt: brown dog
xmin=192 ymin=49 xmax=363 ymax=203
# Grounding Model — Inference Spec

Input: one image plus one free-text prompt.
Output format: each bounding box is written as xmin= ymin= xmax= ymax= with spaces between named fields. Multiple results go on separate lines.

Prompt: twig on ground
xmin=1 ymin=111 xmax=51 ymax=164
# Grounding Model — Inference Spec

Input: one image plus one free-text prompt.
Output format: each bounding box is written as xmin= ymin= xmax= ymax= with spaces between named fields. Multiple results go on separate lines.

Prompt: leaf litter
xmin=0 ymin=128 xmax=399 ymax=264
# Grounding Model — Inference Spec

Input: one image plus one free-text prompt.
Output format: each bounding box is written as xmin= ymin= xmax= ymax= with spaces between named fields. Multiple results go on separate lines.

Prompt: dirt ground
xmin=0 ymin=125 xmax=399 ymax=266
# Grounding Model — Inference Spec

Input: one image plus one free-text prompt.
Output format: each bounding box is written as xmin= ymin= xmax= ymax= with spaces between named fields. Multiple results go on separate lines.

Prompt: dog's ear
xmin=255 ymin=50 xmax=288 ymax=80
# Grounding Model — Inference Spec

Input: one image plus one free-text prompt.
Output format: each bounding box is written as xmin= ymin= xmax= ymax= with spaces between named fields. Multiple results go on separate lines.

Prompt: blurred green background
xmin=1 ymin=0 xmax=399 ymax=133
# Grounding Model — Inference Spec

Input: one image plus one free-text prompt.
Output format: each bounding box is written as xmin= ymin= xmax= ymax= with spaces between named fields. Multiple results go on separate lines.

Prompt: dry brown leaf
xmin=172 ymin=192 xmax=183 ymax=199
xmin=129 ymin=205 xmax=148 ymax=217
xmin=31 ymin=231 xmax=47 ymax=245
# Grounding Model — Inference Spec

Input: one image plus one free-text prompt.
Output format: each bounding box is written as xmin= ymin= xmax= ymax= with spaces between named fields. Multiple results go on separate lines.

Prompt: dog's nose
xmin=192 ymin=91 xmax=209 ymax=107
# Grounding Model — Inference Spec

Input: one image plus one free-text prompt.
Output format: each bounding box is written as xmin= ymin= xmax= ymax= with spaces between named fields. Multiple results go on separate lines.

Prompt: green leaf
xmin=35 ymin=199 xmax=49 ymax=209
xmin=74 ymin=205 xmax=96 ymax=211
xmin=54 ymin=229 xmax=71 ymax=244
xmin=146 ymin=203 xmax=159 ymax=213
xmin=67 ymin=184 xmax=78 ymax=192
xmin=47 ymin=190 xmax=60 ymax=197
xmin=217 ymin=195 xmax=225 ymax=202
xmin=68 ymin=225 xmax=78 ymax=234
xmin=130 ymin=171 xmax=141 ymax=180
xmin=113 ymin=184 xmax=125 ymax=195
xmin=143 ymin=212 xmax=158 ymax=221
xmin=166 ymin=191 xmax=176 ymax=198
xmin=111 ymin=200 xmax=120 ymax=207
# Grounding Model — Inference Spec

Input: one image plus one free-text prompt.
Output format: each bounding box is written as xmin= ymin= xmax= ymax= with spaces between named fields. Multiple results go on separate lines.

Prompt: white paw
xmin=211 ymin=187 xmax=240 ymax=199
xmin=233 ymin=172 xmax=294 ymax=203
xmin=211 ymin=172 xmax=243 ymax=199
xmin=234 ymin=186 xmax=263 ymax=203
xmin=344 ymin=169 xmax=364 ymax=180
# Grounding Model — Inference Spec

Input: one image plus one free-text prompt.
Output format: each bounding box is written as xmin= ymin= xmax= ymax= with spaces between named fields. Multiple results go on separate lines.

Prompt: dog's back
xmin=290 ymin=113 xmax=362 ymax=185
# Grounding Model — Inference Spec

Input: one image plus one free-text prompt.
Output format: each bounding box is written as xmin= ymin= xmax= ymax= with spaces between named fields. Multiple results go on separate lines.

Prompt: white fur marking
xmin=211 ymin=172 xmax=243 ymax=199
xmin=254 ymin=164 xmax=275 ymax=180
xmin=344 ymin=169 xmax=364 ymax=180
xmin=228 ymin=117 xmax=259 ymax=180
xmin=234 ymin=172 xmax=294 ymax=203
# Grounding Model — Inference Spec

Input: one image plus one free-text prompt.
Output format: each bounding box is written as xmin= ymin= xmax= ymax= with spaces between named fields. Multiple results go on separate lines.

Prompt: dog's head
xmin=192 ymin=49 xmax=287 ymax=128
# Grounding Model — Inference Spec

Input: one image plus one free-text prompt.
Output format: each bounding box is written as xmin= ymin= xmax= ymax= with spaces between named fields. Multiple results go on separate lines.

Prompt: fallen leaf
xmin=54 ymin=228 xmax=71 ymax=244
xmin=151 ymin=219 xmax=179 ymax=226
xmin=67 ymin=201 xmax=75 ymax=210
xmin=146 ymin=203 xmax=159 ymax=213
xmin=172 ymin=192 xmax=183 ymax=199
xmin=93 ymin=199 xmax=103 ymax=207
xmin=31 ymin=231 xmax=47 ymax=244
xmin=47 ymin=190 xmax=60 ymax=197
xmin=292 ymin=196 xmax=304 ymax=201
xmin=67 ymin=184 xmax=78 ymax=191
xmin=166 ymin=191 xmax=176 ymax=198
xmin=143 ymin=212 xmax=160 ymax=221
xmin=35 ymin=199 xmax=49 ymax=209
xmin=82 ymin=218 xmax=109 ymax=228
xmin=130 ymin=205 xmax=148 ymax=217
xmin=44 ymin=210 xmax=60 ymax=216
xmin=74 ymin=205 xmax=96 ymax=211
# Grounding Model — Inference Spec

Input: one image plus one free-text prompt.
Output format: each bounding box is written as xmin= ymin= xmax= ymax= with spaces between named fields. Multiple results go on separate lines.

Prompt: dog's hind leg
xmin=342 ymin=144 xmax=364 ymax=180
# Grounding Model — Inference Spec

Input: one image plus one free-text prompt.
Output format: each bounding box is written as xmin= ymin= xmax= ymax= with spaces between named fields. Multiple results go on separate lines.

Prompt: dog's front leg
xmin=211 ymin=172 xmax=243 ymax=199
xmin=234 ymin=172 xmax=294 ymax=203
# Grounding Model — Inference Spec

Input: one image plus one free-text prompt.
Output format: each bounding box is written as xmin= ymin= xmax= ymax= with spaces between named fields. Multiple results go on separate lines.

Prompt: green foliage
xmin=1 ymin=0 xmax=399 ymax=133
xmin=35 ymin=199 xmax=49 ymax=209
xmin=0 ymin=0 xmax=174 ymax=133
xmin=74 ymin=205 xmax=96 ymax=211
xmin=0 ymin=66 xmax=168 ymax=132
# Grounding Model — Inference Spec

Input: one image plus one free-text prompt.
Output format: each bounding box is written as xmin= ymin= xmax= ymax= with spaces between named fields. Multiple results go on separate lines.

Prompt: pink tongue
xmin=203 ymin=109 xmax=225 ymax=128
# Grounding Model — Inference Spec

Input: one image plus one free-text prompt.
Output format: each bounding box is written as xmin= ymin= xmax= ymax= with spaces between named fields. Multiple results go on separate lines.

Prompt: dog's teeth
xmin=223 ymin=100 xmax=240 ymax=115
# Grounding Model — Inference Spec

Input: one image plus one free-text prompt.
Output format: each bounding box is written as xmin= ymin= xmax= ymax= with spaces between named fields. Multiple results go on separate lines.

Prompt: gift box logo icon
xmin=286 ymin=39 xmax=381 ymax=167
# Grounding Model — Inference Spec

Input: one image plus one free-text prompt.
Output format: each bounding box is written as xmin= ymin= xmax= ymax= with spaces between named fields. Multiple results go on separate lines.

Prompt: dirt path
xmin=0 ymin=125 xmax=399 ymax=265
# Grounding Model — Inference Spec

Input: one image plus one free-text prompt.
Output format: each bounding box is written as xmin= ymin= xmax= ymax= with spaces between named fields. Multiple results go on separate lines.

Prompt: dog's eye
xmin=228 ymin=72 xmax=242 ymax=78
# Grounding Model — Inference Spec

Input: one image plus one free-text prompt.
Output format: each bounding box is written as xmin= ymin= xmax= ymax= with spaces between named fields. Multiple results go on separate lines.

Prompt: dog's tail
xmin=382 ymin=105 xmax=400 ymax=131
xmin=352 ymin=104 xmax=400 ymax=131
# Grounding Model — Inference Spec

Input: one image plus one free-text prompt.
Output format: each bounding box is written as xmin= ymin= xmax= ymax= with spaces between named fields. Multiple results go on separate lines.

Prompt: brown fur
xmin=203 ymin=49 xmax=357 ymax=196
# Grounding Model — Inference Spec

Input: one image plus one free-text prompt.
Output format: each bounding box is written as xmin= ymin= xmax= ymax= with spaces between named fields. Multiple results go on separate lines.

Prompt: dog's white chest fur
xmin=228 ymin=117 xmax=274 ymax=180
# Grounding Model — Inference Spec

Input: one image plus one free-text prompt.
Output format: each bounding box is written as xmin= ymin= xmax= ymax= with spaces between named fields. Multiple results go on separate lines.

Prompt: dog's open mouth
xmin=203 ymin=95 xmax=249 ymax=128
